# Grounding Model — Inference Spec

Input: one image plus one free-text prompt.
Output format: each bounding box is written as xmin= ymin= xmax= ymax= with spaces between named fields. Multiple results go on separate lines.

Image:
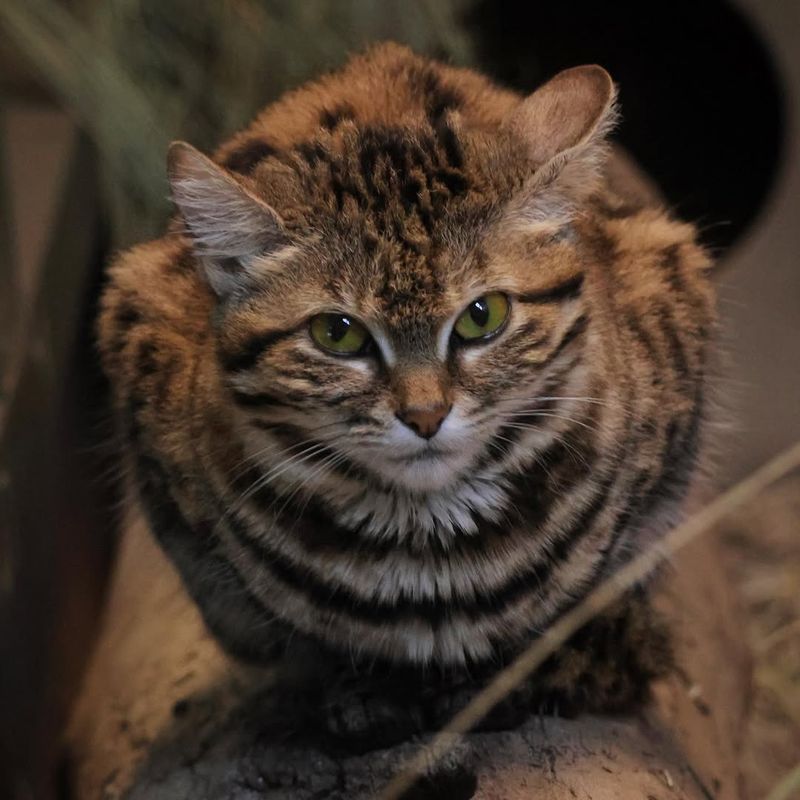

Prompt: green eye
xmin=454 ymin=292 xmax=510 ymax=341
xmin=309 ymin=313 xmax=371 ymax=355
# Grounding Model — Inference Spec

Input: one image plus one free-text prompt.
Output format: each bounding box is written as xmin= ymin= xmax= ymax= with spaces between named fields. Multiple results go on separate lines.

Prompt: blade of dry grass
xmin=0 ymin=0 xmax=476 ymax=248
xmin=0 ymin=0 xmax=172 ymax=243
xmin=765 ymin=763 xmax=800 ymax=800
xmin=377 ymin=440 xmax=800 ymax=800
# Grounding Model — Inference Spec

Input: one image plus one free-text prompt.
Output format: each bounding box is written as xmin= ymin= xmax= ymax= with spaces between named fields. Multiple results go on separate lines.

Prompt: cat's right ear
xmin=167 ymin=141 xmax=291 ymax=298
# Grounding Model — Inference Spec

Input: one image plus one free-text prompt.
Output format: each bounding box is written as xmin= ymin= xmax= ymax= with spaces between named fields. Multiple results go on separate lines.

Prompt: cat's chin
xmin=376 ymin=452 xmax=467 ymax=493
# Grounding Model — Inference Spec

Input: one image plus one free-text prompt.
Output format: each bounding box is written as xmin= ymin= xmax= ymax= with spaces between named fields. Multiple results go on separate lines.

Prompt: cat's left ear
xmin=505 ymin=65 xmax=617 ymax=218
xmin=167 ymin=141 xmax=292 ymax=297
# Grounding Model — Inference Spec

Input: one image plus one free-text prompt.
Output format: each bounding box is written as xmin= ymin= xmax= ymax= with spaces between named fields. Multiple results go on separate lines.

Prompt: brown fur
xmin=97 ymin=42 xmax=715 ymax=712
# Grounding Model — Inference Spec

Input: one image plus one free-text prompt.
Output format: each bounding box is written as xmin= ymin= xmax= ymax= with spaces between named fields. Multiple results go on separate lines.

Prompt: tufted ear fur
xmin=167 ymin=141 xmax=292 ymax=298
xmin=505 ymin=65 xmax=618 ymax=227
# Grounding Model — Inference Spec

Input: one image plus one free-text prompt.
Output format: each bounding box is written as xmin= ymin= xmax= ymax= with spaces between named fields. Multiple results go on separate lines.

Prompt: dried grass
xmin=0 ymin=0 xmax=473 ymax=246
xmin=723 ymin=474 xmax=800 ymax=799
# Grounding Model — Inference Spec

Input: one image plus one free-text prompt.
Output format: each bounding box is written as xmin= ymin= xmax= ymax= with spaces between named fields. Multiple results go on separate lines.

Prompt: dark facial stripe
xmin=643 ymin=387 xmax=704 ymax=510
xmin=504 ymin=319 xmax=550 ymax=351
xmin=235 ymin=384 xmax=325 ymax=407
xmin=248 ymin=420 xmax=325 ymax=448
xmin=517 ymin=275 xmax=584 ymax=304
xmin=113 ymin=301 xmax=141 ymax=336
xmin=238 ymin=385 xmax=370 ymax=410
xmin=232 ymin=389 xmax=288 ymax=408
xmin=483 ymin=423 xmax=524 ymax=463
xmin=601 ymin=470 xmax=652 ymax=560
xmin=661 ymin=244 xmax=685 ymax=294
xmin=219 ymin=327 xmax=298 ymax=372
xmin=601 ymin=354 xmax=647 ymax=545
xmin=661 ymin=245 xmax=712 ymax=331
xmin=475 ymin=365 xmax=584 ymax=468
xmin=538 ymin=314 xmax=588 ymax=368
xmin=134 ymin=340 xmax=159 ymax=380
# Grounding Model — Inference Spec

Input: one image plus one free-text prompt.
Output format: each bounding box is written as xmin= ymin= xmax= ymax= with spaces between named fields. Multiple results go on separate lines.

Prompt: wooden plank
xmin=1 ymin=106 xmax=74 ymax=425
xmin=0 ymin=104 xmax=17 ymax=401
xmin=0 ymin=132 xmax=116 ymax=800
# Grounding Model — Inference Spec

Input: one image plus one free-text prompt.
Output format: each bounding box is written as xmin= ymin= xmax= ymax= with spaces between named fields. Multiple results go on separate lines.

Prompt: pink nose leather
xmin=396 ymin=403 xmax=451 ymax=439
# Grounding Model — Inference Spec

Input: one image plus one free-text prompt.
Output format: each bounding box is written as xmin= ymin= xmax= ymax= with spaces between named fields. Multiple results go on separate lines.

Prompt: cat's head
xmin=168 ymin=64 xmax=617 ymax=494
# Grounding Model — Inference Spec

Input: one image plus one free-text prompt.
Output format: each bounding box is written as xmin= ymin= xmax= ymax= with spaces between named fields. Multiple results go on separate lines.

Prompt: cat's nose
xmin=395 ymin=403 xmax=451 ymax=439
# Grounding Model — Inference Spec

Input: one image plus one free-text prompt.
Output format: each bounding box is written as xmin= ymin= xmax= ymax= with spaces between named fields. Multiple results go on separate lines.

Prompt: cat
xmin=97 ymin=42 xmax=714 ymax=737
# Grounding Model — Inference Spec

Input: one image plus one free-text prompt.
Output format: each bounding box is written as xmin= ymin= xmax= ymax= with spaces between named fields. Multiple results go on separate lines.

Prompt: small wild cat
xmin=98 ymin=43 xmax=714 ymax=737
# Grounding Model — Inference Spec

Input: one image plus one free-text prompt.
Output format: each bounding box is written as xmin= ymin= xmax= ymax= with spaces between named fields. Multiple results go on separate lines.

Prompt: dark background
xmin=468 ymin=0 xmax=784 ymax=252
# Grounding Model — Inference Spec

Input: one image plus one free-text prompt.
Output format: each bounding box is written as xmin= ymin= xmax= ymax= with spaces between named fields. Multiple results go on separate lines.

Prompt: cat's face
xmin=217 ymin=210 xmax=588 ymax=494
xmin=167 ymin=63 xmax=615 ymax=502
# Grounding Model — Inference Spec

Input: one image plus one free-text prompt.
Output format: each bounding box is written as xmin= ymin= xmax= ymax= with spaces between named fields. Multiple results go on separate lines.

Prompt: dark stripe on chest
xmin=219 ymin=422 xmax=603 ymax=627
xmin=226 ymin=508 xmax=562 ymax=627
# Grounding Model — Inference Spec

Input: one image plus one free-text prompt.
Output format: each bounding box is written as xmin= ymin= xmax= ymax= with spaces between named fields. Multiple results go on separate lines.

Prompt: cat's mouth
xmin=389 ymin=445 xmax=456 ymax=465
xmin=370 ymin=410 xmax=483 ymax=491
xmin=374 ymin=441 xmax=478 ymax=493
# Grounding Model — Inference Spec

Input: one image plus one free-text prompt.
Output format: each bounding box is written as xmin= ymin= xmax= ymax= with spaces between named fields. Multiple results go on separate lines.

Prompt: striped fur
xmin=98 ymin=43 xmax=715 ymax=668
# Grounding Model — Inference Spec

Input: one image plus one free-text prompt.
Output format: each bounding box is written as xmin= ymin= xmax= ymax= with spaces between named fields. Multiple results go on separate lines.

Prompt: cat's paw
xmin=530 ymin=592 xmax=673 ymax=715
xmin=428 ymin=682 xmax=535 ymax=732
xmin=322 ymin=684 xmax=426 ymax=753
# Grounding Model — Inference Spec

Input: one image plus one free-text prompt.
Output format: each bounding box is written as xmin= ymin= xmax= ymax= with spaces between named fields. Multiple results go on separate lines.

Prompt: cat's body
xmin=98 ymin=43 xmax=714 ymax=689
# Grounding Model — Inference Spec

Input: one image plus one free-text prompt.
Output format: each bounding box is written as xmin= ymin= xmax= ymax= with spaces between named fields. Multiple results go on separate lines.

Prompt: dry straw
xmin=765 ymin=763 xmax=800 ymax=800
xmin=0 ymin=0 xmax=473 ymax=247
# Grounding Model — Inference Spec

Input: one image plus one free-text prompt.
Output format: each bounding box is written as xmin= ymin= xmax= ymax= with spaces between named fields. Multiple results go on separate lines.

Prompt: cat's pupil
xmin=328 ymin=315 xmax=351 ymax=342
xmin=469 ymin=299 xmax=490 ymax=327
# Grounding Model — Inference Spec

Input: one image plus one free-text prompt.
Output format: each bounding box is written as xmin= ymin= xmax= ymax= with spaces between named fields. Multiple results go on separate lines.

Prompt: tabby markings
xmin=220 ymin=326 xmax=298 ymax=372
xmin=517 ymin=274 xmax=584 ymax=304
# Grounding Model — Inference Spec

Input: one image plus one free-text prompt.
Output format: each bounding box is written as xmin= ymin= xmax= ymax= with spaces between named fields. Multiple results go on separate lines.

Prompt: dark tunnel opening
xmin=466 ymin=0 xmax=785 ymax=252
